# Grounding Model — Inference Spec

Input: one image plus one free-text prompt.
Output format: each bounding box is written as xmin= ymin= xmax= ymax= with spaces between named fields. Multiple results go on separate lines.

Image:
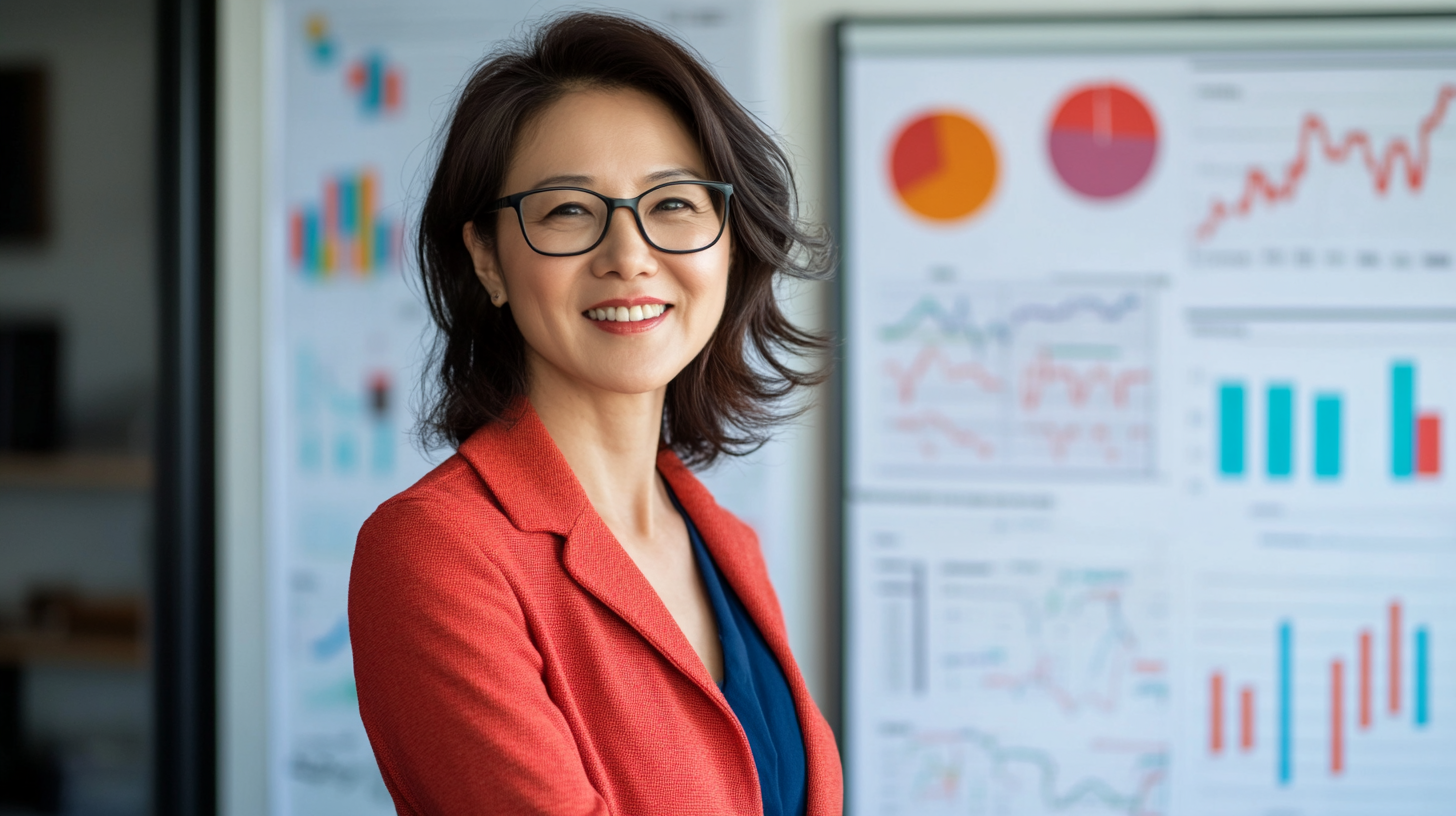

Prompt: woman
xmin=348 ymin=12 xmax=840 ymax=816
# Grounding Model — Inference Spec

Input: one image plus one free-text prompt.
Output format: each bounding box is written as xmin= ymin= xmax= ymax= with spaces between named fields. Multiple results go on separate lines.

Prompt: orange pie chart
xmin=889 ymin=111 xmax=998 ymax=222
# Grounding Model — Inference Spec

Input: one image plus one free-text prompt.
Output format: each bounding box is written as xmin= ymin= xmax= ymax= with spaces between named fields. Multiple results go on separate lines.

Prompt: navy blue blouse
xmin=668 ymin=491 xmax=807 ymax=816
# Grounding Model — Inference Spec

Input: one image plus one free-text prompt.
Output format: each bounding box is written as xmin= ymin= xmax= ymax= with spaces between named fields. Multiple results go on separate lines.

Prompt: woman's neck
xmin=526 ymin=354 xmax=670 ymax=541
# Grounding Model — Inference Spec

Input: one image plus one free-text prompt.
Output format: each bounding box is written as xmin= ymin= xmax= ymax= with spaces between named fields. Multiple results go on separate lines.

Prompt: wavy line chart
xmin=862 ymin=531 xmax=1172 ymax=816
xmin=877 ymin=726 xmax=1168 ymax=816
xmin=861 ymin=283 xmax=1157 ymax=480
xmin=1191 ymin=77 xmax=1456 ymax=271
xmin=1197 ymin=84 xmax=1454 ymax=241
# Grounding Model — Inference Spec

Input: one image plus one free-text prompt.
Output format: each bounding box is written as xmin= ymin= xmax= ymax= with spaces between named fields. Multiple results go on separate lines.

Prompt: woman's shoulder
xmin=354 ymin=451 xmax=524 ymax=574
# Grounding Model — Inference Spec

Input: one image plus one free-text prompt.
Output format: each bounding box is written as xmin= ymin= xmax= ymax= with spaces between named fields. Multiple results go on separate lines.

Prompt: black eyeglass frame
xmin=484 ymin=180 xmax=735 ymax=257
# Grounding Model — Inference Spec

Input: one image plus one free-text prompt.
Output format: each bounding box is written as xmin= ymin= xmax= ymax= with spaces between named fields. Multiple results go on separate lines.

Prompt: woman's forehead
xmin=505 ymin=88 xmax=707 ymax=191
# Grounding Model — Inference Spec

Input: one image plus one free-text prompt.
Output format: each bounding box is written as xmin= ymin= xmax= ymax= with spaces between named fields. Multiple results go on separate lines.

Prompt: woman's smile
xmin=583 ymin=297 xmax=673 ymax=334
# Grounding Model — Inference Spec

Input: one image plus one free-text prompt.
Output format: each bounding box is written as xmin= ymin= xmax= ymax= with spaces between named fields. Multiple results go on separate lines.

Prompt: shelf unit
xmin=0 ymin=453 xmax=153 ymax=491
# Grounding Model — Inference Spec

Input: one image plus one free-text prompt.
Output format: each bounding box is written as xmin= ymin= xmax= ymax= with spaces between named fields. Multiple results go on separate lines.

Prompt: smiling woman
xmin=347 ymin=11 xmax=840 ymax=816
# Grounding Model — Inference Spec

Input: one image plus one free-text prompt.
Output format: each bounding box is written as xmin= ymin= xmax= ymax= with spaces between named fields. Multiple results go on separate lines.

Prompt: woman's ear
xmin=463 ymin=221 xmax=508 ymax=307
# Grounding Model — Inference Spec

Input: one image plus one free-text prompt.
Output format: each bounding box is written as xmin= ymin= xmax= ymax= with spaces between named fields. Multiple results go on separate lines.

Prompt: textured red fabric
xmin=349 ymin=402 xmax=843 ymax=815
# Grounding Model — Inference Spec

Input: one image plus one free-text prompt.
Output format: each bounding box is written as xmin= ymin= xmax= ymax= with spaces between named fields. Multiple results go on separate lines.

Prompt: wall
xmin=0 ymin=0 xmax=158 ymax=447
xmin=216 ymin=0 xmax=1454 ymax=813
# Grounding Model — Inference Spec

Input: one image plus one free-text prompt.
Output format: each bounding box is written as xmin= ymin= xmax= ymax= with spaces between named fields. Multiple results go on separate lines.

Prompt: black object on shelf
xmin=0 ymin=664 xmax=63 ymax=812
xmin=0 ymin=321 xmax=61 ymax=452
xmin=0 ymin=66 xmax=48 ymax=243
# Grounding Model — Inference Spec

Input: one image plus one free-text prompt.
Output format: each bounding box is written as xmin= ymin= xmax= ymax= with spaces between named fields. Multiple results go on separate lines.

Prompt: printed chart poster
xmin=839 ymin=16 xmax=1456 ymax=816
xmin=267 ymin=1 xmax=775 ymax=813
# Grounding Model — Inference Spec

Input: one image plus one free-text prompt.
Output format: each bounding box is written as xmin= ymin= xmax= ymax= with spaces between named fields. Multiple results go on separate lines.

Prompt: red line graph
xmin=892 ymin=411 xmax=996 ymax=457
xmin=1020 ymin=358 xmax=1151 ymax=411
xmin=884 ymin=347 xmax=1004 ymax=404
xmin=1196 ymin=84 xmax=1456 ymax=241
xmin=1026 ymin=421 xmax=1150 ymax=462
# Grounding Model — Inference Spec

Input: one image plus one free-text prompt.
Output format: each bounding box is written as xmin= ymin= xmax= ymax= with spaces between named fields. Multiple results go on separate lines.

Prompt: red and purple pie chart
xmin=1048 ymin=83 xmax=1158 ymax=199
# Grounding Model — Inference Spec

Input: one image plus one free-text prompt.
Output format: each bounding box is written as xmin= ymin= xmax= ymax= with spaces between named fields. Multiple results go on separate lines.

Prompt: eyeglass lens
xmin=516 ymin=183 xmax=726 ymax=254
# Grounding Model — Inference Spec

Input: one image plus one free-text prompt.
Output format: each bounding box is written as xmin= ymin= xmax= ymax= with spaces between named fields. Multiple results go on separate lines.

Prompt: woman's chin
xmin=572 ymin=367 xmax=681 ymax=398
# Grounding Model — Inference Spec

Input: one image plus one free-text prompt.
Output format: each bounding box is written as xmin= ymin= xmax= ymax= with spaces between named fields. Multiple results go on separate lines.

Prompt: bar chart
xmin=347 ymin=52 xmax=404 ymax=117
xmin=1188 ymin=558 xmax=1455 ymax=815
xmin=289 ymin=168 xmax=402 ymax=278
xmin=1216 ymin=360 xmax=1443 ymax=483
xmin=1207 ymin=601 xmax=1432 ymax=783
xmin=1392 ymin=362 xmax=1443 ymax=479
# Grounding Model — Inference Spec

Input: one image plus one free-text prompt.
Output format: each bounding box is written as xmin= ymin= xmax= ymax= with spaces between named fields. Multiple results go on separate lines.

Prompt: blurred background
xmin=0 ymin=0 xmax=1452 ymax=814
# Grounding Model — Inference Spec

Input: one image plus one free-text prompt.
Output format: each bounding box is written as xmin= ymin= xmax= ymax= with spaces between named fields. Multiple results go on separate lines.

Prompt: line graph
xmin=885 ymin=346 xmax=1004 ymax=403
xmin=877 ymin=726 xmax=1167 ymax=816
xmin=869 ymin=542 xmax=1172 ymax=816
xmin=860 ymin=282 xmax=1157 ymax=479
xmin=1021 ymin=358 xmax=1152 ymax=410
xmin=1197 ymin=84 xmax=1455 ymax=241
xmin=882 ymin=292 xmax=1143 ymax=349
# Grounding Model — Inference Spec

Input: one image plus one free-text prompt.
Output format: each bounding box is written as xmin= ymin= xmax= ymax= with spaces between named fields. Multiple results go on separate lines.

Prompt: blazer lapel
xmin=457 ymin=400 xmax=721 ymax=694
xmin=659 ymin=452 xmax=837 ymax=802
xmin=657 ymin=453 xmax=794 ymax=663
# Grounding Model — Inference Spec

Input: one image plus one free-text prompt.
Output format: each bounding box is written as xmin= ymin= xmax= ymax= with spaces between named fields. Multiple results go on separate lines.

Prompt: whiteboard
xmin=838 ymin=15 xmax=1456 ymax=816
xmin=264 ymin=1 xmax=779 ymax=812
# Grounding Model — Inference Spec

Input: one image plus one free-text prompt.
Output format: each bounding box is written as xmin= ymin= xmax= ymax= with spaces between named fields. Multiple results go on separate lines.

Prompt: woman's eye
xmin=548 ymin=203 xmax=591 ymax=217
xmin=653 ymin=198 xmax=691 ymax=213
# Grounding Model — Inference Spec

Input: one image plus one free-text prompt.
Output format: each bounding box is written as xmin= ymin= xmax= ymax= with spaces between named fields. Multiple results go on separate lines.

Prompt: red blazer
xmin=349 ymin=402 xmax=843 ymax=815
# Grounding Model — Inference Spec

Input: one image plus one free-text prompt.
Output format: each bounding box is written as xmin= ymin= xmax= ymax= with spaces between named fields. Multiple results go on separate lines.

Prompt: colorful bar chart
xmin=289 ymin=169 xmax=400 ymax=278
xmin=1208 ymin=601 xmax=1433 ymax=784
xmin=347 ymin=52 xmax=403 ymax=116
xmin=1393 ymin=361 xmax=1443 ymax=479
xmin=1217 ymin=360 xmax=1444 ymax=481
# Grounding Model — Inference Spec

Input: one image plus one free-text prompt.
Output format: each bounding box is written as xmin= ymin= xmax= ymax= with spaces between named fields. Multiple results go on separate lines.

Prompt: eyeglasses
xmin=485 ymin=180 xmax=733 ymax=257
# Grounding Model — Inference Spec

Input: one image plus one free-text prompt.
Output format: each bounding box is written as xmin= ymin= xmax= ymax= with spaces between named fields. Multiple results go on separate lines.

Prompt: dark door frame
xmin=155 ymin=0 xmax=216 ymax=811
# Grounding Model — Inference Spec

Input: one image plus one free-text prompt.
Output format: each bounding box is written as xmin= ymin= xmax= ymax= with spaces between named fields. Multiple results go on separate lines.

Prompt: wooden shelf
xmin=0 ymin=452 xmax=153 ymax=490
xmin=0 ymin=631 xmax=146 ymax=668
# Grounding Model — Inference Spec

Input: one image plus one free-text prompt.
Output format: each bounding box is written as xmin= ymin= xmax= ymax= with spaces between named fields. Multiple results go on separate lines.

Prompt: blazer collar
xmin=456 ymin=398 xmax=591 ymax=535
xmin=456 ymin=399 xmax=728 ymax=692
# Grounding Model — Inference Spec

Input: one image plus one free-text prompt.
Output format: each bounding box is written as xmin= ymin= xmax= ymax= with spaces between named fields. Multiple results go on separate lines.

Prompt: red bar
xmin=289 ymin=210 xmax=303 ymax=265
xmin=1332 ymin=660 xmax=1345 ymax=775
xmin=1391 ymin=601 xmax=1403 ymax=715
xmin=384 ymin=68 xmax=403 ymax=111
xmin=1359 ymin=630 xmax=1373 ymax=729
xmin=1240 ymin=686 xmax=1255 ymax=751
xmin=1211 ymin=672 xmax=1225 ymax=754
xmin=1417 ymin=412 xmax=1441 ymax=476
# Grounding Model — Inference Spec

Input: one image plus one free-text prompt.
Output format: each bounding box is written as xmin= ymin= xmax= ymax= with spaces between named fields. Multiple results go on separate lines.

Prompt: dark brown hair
xmin=416 ymin=11 xmax=830 ymax=467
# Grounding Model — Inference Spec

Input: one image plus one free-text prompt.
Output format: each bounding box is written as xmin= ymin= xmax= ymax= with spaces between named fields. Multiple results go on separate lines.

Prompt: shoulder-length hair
xmin=416 ymin=11 xmax=830 ymax=467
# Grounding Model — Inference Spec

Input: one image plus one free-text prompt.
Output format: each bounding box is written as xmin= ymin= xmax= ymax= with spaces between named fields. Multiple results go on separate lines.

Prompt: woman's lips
xmin=583 ymin=296 xmax=671 ymax=334
xmin=586 ymin=302 xmax=671 ymax=334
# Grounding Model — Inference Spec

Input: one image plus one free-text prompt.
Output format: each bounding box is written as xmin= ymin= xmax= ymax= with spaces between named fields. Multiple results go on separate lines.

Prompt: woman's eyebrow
xmin=643 ymin=167 xmax=700 ymax=183
xmin=531 ymin=173 xmax=595 ymax=187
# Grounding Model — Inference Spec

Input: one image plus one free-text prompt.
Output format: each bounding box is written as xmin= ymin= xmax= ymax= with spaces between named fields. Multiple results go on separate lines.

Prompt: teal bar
xmin=1267 ymin=384 xmax=1294 ymax=478
xmin=1416 ymin=626 xmax=1430 ymax=727
xmin=1279 ymin=621 xmax=1293 ymax=784
xmin=1393 ymin=362 xmax=1415 ymax=478
xmin=1315 ymin=394 xmax=1342 ymax=479
xmin=1220 ymin=383 xmax=1246 ymax=476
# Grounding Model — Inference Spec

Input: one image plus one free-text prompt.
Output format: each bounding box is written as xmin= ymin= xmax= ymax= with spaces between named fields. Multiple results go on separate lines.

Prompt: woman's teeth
xmin=587 ymin=303 xmax=668 ymax=322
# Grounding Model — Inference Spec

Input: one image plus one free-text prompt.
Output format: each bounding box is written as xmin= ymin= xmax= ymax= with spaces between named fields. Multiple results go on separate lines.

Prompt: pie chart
xmin=1048 ymin=83 xmax=1158 ymax=199
xmin=889 ymin=111 xmax=998 ymax=222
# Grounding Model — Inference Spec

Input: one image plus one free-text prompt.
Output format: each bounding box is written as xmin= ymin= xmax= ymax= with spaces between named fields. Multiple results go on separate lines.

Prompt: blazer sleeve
xmin=349 ymin=496 xmax=609 ymax=816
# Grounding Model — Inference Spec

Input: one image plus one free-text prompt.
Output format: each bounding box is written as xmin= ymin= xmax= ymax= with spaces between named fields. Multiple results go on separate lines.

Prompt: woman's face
xmin=465 ymin=88 xmax=731 ymax=398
